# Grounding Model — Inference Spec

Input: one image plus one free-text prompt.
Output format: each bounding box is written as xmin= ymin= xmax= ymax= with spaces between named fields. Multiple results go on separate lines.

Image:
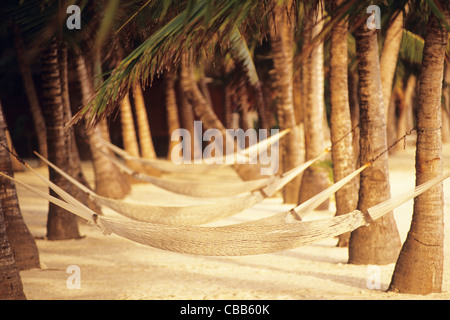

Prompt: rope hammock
xmin=101 ymin=129 xmax=289 ymax=174
xmin=35 ymin=150 xmax=340 ymax=225
xmin=3 ymin=166 xmax=448 ymax=256
xmin=100 ymin=150 xmax=275 ymax=198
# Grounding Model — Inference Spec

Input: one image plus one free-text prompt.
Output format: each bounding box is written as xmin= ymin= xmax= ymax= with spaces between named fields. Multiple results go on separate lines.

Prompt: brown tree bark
xmin=0 ymin=205 xmax=26 ymax=300
xmin=442 ymin=62 xmax=450 ymax=142
xmin=75 ymin=55 xmax=131 ymax=200
xmin=58 ymin=43 xmax=100 ymax=213
xmin=41 ymin=38 xmax=81 ymax=240
xmin=0 ymin=103 xmax=40 ymax=270
xmin=269 ymin=0 xmax=303 ymax=203
xmin=12 ymin=25 xmax=48 ymax=164
xmin=298 ymin=1 xmax=330 ymax=208
xmin=347 ymin=22 xmax=402 ymax=265
xmin=165 ymin=69 xmax=181 ymax=158
xmin=389 ymin=9 xmax=449 ymax=294
xmin=395 ymin=75 xmax=416 ymax=152
xmin=329 ymin=0 xmax=358 ymax=247
xmin=133 ymin=84 xmax=157 ymax=159
xmin=120 ymin=93 xmax=140 ymax=158
xmin=177 ymin=68 xmax=201 ymax=161
xmin=381 ymin=8 xmax=407 ymax=148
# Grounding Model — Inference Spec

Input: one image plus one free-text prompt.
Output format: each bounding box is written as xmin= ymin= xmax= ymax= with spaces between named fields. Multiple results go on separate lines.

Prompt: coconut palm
xmin=165 ymin=68 xmax=181 ymax=158
xmin=120 ymin=93 xmax=140 ymax=159
xmin=298 ymin=0 xmax=331 ymax=208
xmin=12 ymin=25 xmax=47 ymax=163
xmin=269 ymin=0 xmax=303 ymax=203
xmin=389 ymin=4 xmax=450 ymax=294
xmin=75 ymin=54 xmax=131 ymax=199
xmin=41 ymin=37 xmax=81 ymax=240
xmin=0 ymin=204 xmax=26 ymax=299
xmin=347 ymin=14 xmax=402 ymax=265
xmin=133 ymin=83 xmax=157 ymax=159
xmin=381 ymin=5 xmax=409 ymax=148
xmin=0 ymin=103 xmax=40 ymax=270
xmin=329 ymin=0 xmax=357 ymax=247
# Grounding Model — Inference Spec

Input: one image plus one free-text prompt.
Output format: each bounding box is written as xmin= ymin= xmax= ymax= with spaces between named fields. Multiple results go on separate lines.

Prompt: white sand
xmin=15 ymin=143 xmax=450 ymax=300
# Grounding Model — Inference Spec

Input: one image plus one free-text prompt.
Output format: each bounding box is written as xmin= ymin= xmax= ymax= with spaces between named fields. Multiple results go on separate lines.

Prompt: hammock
xmin=4 ymin=165 xmax=448 ymax=256
xmin=100 ymin=129 xmax=289 ymax=174
xmin=101 ymin=151 xmax=274 ymax=198
xmin=35 ymin=150 xmax=338 ymax=225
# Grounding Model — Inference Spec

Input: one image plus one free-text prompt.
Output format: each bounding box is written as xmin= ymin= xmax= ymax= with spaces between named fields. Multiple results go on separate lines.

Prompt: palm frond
xmin=70 ymin=0 xmax=270 ymax=130
xmin=399 ymin=30 xmax=424 ymax=65
xmin=228 ymin=27 xmax=260 ymax=86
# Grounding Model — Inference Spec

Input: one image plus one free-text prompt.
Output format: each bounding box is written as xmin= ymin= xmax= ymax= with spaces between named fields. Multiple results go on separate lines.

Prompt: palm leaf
xmin=399 ymin=30 xmax=424 ymax=65
xmin=70 ymin=0 xmax=270 ymax=129
xmin=228 ymin=27 xmax=260 ymax=86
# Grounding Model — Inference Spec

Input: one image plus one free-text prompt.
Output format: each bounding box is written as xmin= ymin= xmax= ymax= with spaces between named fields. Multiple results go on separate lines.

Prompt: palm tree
xmin=442 ymin=61 xmax=450 ymax=142
xmin=269 ymin=0 xmax=303 ymax=203
xmin=329 ymin=0 xmax=357 ymax=247
xmin=0 ymin=204 xmax=26 ymax=299
xmin=120 ymin=93 xmax=140 ymax=159
xmin=132 ymin=83 xmax=157 ymax=159
xmin=380 ymin=5 xmax=408 ymax=148
xmin=12 ymin=25 xmax=48 ymax=163
xmin=165 ymin=68 xmax=181 ymax=158
xmin=347 ymin=15 xmax=402 ymax=265
xmin=298 ymin=1 xmax=331 ymax=209
xmin=75 ymin=54 xmax=131 ymax=200
xmin=395 ymin=74 xmax=416 ymax=152
xmin=389 ymin=6 xmax=449 ymax=294
xmin=0 ymin=103 xmax=40 ymax=270
xmin=380 ymin=6 xmax=407 ymax=120
xmin=58 ymin=42 xmax=100 ymax=213
xmin=177 ymin=67 xmax=201 ymax=160
xmin=41 ymin=37 xmax=81 ymax=240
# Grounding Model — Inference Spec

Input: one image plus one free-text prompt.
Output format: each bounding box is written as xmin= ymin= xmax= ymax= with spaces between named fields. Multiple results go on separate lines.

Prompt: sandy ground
xmin=14 ymin=142 xmax=450 ymax=300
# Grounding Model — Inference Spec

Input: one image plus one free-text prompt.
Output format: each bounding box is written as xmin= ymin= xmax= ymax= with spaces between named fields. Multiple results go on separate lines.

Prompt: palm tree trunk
xmin=269 ymin=0 xmax=303 ymax=203
xmin=237 ymin=75 xmax=250 ymax=131
xmin=381 ymin=8 xmax=406 ymax=147
xmin=395 ymin=75 xmax=416 ymax=152
xmin=133 ymin=84 xmax=156 ymax=159
xmin=348 ymin=68 xmax=360 ymax=167
xmin=4 ymin=128 xmax=23 ymax=172
xmin=298 ymin=1 xmax=329 ymax=208
xmin=0 ymin=205 xmax=26 ymax=300
xmin=380 ymin=8 xmax=406 ymax=120
xmin=165 ymin=69 xmax=181 ymax=158
xmin=0 ymin=102 xmax=40 ymax=270
xmin=329 ymin=0 xmax=357 ymax=247
xmin=75 ymin=55 xmax=131 ymax=199
xmin=347 ymin=21 xmax=402 ymax=265
xmin=389 ymin=9 xmax=449 ymax=294
xmin=177 ymin=72 xmax=201 ymax=160
xmin=180 ymin=51 xmax=226 ymax=134
xmin=41 ymin=38 xmax=81 ymax=240
xmin=58 ymin=43 xmax=100 ymax=213
xmin=120 ymin=94 xmax=140 ymax=158
xmin=442 ymin=62 xmax=450 ymax=142
xmin=181 ymin=52 xmax=264 ymax=179
xmin=12 ymin=25 xmax=47 ymax=163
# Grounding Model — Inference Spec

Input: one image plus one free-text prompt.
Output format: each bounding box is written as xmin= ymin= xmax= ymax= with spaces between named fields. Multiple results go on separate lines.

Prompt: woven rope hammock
xmin=4 ymin=166 xmax=448 ymax=256
xmin=35 ymin=150 xmax=341 ymax=225
xmin=103 ymin=151 xmax=274 ymax=198
xmin=101 ymin=129 xmax=289 ymax=174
